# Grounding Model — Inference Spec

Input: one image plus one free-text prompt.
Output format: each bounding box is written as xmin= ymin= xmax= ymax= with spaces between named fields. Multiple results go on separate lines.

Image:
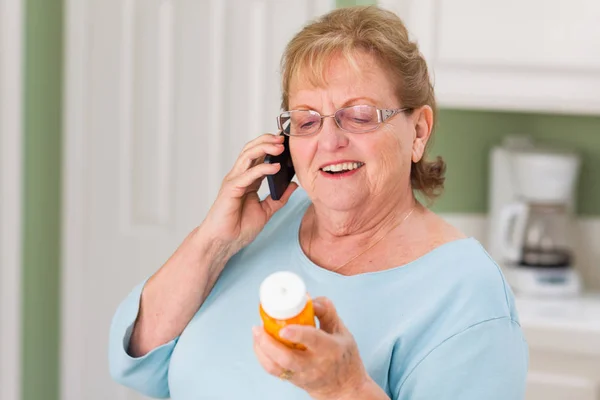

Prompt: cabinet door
xmin=379 ymin=0 xmax=600 ymax=115
xmin=435 ymin=0 xmax=600 ymax=70
xmin=61 ymin=1 xmax=334 ymax=400
xmin=526 ymin=372 xmax=599 ymax=400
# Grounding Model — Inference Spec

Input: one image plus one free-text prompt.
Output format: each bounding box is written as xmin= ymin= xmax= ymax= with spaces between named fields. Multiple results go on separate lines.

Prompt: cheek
xmin=290 ymin=141 xmax=312 ymax=166
xmin=369 ymin=130 xmax=411 ymax=183
xmin=377 ymin=132 xmax=402 ymax=165
xmin=290 ymin=139 xmax=317 ymax=178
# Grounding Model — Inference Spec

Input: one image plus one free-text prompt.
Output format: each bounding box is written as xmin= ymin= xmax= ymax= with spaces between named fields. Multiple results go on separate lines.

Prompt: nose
xmin=317 ymin=116 xmax=349 ymax=152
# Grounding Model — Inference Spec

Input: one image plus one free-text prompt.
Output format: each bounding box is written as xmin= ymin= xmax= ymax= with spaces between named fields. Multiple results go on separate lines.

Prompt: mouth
xmin=319 ymin=161 xmax=365 ymax=178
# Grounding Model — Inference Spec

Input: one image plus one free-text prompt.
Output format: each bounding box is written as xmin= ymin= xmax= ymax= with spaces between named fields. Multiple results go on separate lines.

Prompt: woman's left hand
xmin=252 ymin=297 xmax=376 ymax=400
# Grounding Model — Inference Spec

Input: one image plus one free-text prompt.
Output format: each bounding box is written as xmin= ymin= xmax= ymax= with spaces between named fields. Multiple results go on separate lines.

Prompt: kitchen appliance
xmin=488 ymin=136 xmax=582 ymax=297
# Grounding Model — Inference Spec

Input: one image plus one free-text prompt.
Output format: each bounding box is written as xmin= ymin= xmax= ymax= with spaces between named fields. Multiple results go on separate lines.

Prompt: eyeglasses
xmin=276 ymin=104 xmax=412 ymax=137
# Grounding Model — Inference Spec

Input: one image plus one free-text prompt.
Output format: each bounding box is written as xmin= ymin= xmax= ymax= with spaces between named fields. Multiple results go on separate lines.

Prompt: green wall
xmin=430 ymin=110 xmax=600 ymax=215
xmin=22 ymin=0 xmax=63 ymax=399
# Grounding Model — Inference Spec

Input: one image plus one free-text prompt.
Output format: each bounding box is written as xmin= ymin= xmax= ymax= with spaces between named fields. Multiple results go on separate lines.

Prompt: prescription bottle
xmin=259 ymin=271 xmax=316 ymax=350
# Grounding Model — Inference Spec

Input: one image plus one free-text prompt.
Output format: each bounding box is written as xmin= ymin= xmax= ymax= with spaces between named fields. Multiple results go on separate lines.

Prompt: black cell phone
xmin=264 ymin=134 xmax=295 ymax=200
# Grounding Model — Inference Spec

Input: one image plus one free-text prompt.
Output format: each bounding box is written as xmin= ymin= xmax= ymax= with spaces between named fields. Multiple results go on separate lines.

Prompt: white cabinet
xmin=517 ymin=296 xmax=600 ymax=400
xmin=525 ymin=348 xmax=600 ymax=400
xmin=526 ymin=371 xmax=598 ymax=400
xmin=379 ymin=0 xmax=600 ymax=115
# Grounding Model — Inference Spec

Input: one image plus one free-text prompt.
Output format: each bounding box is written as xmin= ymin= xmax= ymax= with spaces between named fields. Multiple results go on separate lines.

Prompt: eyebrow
xmin=289 ymin=97 xmax=380 ymax=111
xmin=342 ymin=97 xmax=379 ymax=107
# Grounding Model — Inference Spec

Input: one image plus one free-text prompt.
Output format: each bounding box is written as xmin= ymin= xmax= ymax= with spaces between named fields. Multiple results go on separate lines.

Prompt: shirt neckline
xmin=289 ymin=199 xmax=477 ymax=281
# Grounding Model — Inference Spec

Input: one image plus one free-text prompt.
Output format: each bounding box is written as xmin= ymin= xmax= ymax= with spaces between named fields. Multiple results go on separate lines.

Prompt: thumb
xmin=313 ymin=297 xmax=343 ymax=334
xmin=261 ymin=182 xmax=298 ymax=218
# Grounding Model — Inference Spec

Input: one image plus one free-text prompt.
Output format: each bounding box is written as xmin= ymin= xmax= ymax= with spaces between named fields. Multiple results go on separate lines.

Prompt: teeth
xmin=322 ymin=162 xmax=364 ymax=172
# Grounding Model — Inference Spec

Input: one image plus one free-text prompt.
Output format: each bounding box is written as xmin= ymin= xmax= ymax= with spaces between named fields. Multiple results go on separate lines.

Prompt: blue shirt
xmin=109 ymin=189 xmax=529 ymax=399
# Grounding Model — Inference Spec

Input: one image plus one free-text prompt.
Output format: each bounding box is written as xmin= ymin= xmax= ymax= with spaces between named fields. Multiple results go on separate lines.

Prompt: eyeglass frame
xmin=276 ymin=104 xmax=414 ymax=137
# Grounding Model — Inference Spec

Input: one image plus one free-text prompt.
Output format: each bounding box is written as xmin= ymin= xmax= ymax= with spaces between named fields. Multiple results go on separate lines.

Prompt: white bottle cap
xmin=259 ymin=271 xmax=308 ymax=320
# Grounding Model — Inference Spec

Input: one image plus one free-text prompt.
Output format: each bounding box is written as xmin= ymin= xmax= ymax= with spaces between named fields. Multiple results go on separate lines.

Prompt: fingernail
xmin=252 ymin=326 xmax=260 ymax=338
xmin=279 ymin=327 xmax=293 ymax=340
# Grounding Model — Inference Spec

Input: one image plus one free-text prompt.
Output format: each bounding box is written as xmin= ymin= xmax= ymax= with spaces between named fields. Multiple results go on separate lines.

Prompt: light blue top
xmin=109 ymin=189 xmax=529 ymax=399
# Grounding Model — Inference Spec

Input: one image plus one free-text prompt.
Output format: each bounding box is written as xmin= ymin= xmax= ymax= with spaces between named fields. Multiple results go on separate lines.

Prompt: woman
xmin=109 ymin=6 xmax=528 ymax=400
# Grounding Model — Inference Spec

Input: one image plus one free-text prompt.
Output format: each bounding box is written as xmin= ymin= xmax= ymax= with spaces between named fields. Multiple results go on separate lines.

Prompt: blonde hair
xmin=280 ymin=5 xmax=445 ymax=201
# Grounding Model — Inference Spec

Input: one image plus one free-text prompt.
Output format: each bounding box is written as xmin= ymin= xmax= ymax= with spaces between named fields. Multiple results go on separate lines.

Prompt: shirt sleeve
xmin=108 ymin=280 xmax=178 ymax=399
xmin=394 ymin=317 xmax=529 ymax=400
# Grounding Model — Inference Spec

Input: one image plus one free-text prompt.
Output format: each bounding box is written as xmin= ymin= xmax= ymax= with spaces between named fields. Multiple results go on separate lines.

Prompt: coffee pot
xmin=489 ymin=137 xmax=581 ymax=297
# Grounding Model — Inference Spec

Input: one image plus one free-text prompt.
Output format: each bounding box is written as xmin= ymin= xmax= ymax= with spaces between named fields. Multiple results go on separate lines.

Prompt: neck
xmin=310 ymin=188 xmax=418 ymax=244
xmin=304 ymin=187 xmax=420 ymax=272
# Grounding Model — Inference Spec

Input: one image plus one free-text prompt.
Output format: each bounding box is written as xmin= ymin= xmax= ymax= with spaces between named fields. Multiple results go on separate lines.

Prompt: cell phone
xmin=264 ymin=134 xmax=295 ymax=201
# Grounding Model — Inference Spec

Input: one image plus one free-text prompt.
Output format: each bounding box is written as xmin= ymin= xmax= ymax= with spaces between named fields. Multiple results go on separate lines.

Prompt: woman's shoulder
xmin=411 ymin=212 xmax=512 ymax=309
xmin=383 ymin=237 xmax=522 ymax=370
xmin=386 ymin=237 xmax=526 ymax=394
xmin=414 ymin=235 xmax=520 ymax=326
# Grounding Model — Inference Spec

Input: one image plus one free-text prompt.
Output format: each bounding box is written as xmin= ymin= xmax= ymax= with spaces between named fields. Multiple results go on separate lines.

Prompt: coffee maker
xmin=488 ymin=136 xmax=582 ymax=297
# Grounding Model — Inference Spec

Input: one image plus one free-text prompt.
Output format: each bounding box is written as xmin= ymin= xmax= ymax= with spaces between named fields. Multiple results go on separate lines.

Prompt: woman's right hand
xmin=126 ymin=134 xmax=297 ymax=358
xmin=198 ymin=133 xmax=298 ymax=258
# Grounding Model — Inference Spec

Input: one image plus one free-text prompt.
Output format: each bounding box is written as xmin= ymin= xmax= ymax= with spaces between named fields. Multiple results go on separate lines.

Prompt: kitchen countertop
xmin=515 ymin=293 xmax=600 ymax=356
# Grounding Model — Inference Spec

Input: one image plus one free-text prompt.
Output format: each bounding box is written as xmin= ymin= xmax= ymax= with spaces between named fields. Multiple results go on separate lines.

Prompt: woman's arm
xmin=127 ymin=227 xmax=230 ymax=356
xmin=334 ymin=378 xmax=390 ymax=400
xmin=109 ymin=133 xmax=298 ymax=396
xmin=107 ymin=229 xmax=233 ymax=398
xmin=125 ymin=133 xmax=296 ymax=357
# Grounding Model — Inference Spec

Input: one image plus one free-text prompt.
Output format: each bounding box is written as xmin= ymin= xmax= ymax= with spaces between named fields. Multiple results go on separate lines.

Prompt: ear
xmin=411 ymin=105 xmax=434 ymax=163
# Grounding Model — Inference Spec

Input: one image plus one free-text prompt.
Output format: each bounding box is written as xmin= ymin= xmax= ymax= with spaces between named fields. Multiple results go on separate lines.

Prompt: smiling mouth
xmin=320 ymin=162 xmax=365 ymax=175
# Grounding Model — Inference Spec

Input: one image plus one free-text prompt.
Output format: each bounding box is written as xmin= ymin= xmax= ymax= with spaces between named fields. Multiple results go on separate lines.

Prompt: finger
xmin=230 ymin=142 xmax=285 ymax=177
xmin=253 ymin=326 xmax=304 ymax=373
xmin=279 ymin=324 xmax=335 ymax=353
xmin=260 ymin=182 xmax=299 ymax=219
xmin=241 ymin=133 xmax=284 ymax=154
xmin=245 ymin=174 xmax=264 ymax=195
xmin=253 ymin=333 xmax=285 ymax=377
xmin=235 ymin=133 xmax=283 ymax=172
xmin=250 ymin=154 xmax=266 ymax=170
xmin=225 ymin=163 xmax=281 ymax=198
xmin=312 ymin=297 xmax=343 ymax=334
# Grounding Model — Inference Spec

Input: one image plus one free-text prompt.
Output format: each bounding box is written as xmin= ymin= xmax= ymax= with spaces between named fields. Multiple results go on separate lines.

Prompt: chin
xmin=313 ymin=185 xmax=368 ymax=211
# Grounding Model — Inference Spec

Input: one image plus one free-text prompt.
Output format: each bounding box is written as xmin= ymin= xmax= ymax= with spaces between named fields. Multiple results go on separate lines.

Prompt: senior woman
xmin=109 ymin=6 xmax=528 ymax=400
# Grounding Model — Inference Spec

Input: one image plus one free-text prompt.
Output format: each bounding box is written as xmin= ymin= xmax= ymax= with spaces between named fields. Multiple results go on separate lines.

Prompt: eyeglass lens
xmin=280 ymin=105 xmax=380 ymax=136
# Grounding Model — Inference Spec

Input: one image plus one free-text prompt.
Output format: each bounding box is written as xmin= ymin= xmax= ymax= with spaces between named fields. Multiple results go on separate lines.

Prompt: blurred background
xmin=1 ymin=0 xmax=599 ymax=399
